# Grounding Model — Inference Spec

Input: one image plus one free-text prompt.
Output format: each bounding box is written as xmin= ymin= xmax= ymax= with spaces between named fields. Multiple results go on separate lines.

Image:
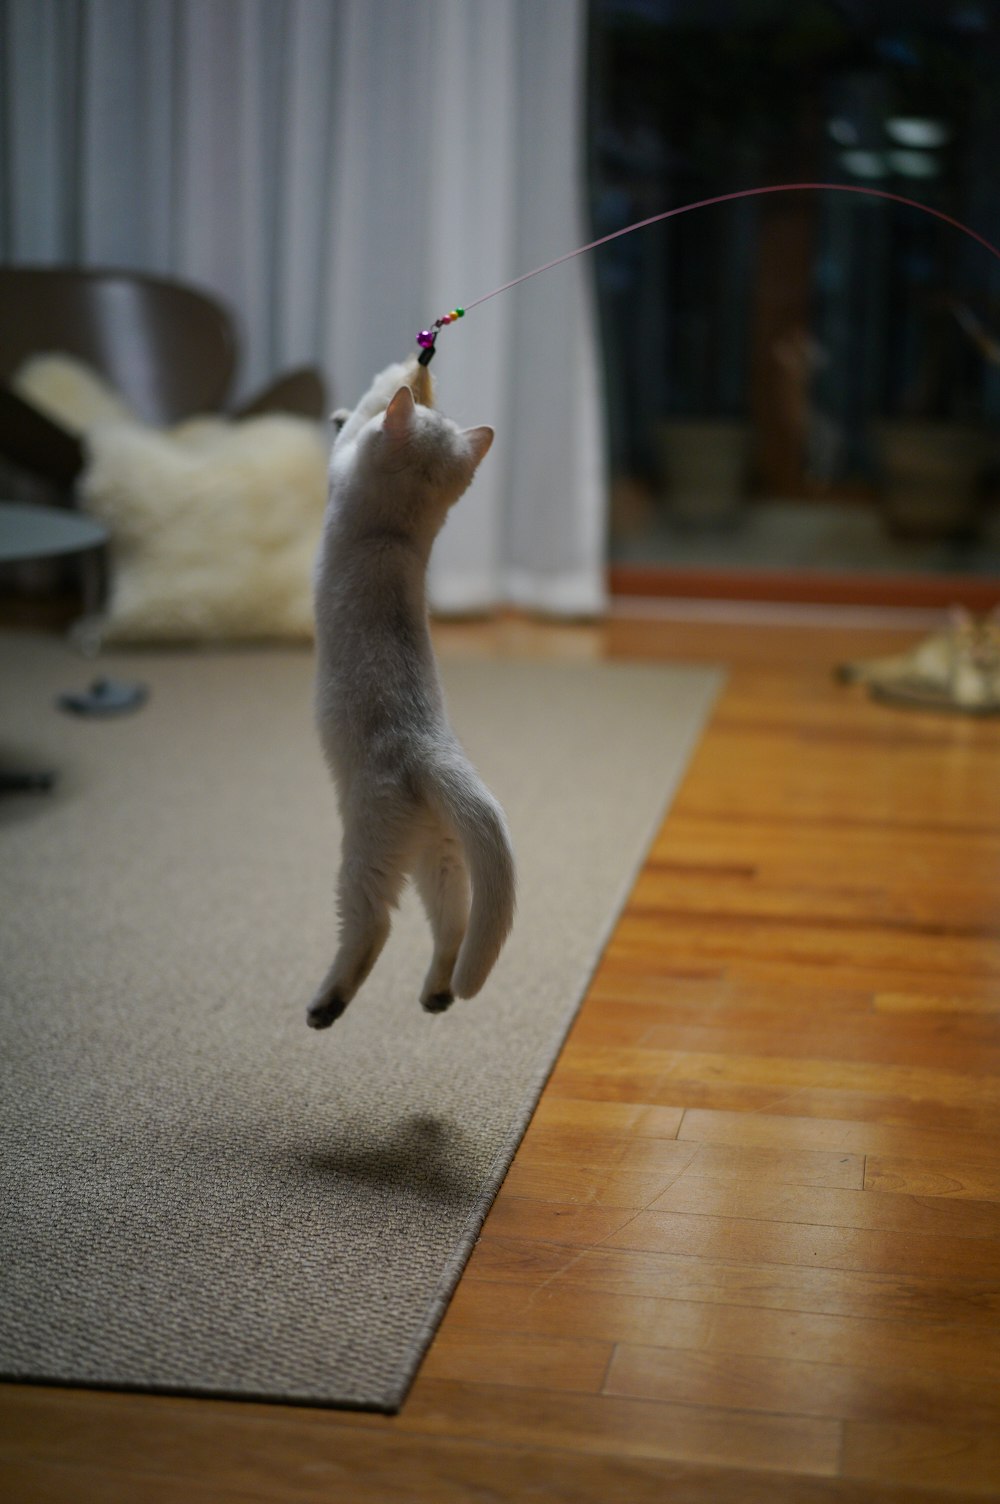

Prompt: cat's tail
xmin=425 ymin=752 xmax=516 ymax=999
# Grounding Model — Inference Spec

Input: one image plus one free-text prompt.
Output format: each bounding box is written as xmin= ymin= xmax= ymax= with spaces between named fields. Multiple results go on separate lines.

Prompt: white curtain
xmin=0 ymin=0 xmax=608 ymax=616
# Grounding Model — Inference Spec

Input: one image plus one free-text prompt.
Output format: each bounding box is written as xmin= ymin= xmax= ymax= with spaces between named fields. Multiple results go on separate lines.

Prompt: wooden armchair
xmin=0 ymin=265 xmax=327 ymax=492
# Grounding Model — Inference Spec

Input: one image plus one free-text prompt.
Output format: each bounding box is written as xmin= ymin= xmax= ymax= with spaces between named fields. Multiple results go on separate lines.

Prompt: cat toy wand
xmin=415 ymin=180 xmax=1000 ymax=365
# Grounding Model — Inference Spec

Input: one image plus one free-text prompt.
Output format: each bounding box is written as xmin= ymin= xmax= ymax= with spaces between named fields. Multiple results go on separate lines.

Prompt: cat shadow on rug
xmin=0 ymin=740 xmax=61 ymax=819
xmin=291 ymin=1112 xmax=485 ymax=1209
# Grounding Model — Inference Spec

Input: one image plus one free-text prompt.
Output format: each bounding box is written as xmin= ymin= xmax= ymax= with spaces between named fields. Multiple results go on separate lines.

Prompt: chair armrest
xmin=232 ymin=366 xmax=327 ymax=422
xmin=0 ymin=384 xmax=84 ymax=487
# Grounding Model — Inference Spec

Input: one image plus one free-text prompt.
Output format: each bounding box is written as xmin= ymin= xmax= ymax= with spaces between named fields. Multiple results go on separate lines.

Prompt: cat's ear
xmin=384 ymin=384 xmax=416 ymax=443
xmin=463 ymin=425 xmax=494 ymax=467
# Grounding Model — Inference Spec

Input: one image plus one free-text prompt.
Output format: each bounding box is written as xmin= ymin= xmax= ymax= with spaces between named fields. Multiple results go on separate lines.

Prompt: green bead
xmin=455 ymin=307 xmax=465 ymax=318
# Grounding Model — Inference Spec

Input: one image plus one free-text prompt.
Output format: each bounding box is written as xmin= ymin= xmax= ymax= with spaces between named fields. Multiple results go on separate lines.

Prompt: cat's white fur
xmin=308 ymin=358 xmax=515 ymax=1027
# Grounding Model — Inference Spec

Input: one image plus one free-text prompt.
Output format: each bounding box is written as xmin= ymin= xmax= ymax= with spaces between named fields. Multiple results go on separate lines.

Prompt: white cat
xmin=308 ymin=358 xmax=516 ymax=1028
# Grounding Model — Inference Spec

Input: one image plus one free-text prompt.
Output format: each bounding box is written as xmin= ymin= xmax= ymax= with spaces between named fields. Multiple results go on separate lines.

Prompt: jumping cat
xmin=307 ymin=357 xmax=516 ymax=1028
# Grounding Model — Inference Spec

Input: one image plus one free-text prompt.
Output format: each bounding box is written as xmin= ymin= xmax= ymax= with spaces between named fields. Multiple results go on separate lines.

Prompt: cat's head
xmin=376 ymin=383 xmax=494 ymax=509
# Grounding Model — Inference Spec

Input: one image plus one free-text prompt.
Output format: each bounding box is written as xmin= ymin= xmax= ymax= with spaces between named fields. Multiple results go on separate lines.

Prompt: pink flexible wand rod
xmin=415 ymin=180 xmax=1000 ymax=363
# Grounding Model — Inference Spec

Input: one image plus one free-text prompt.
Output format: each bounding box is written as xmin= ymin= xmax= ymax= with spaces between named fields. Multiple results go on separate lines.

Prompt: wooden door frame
xmin=608 ymin=563 xmax=1000 ymax=610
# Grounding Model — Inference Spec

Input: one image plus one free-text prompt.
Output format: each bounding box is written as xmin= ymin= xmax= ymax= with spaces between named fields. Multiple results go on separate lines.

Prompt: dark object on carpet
xmin=58 ymin=677 xmax=149 ymax=716
xmin=0 ymin=767 xmax=55 ymax=793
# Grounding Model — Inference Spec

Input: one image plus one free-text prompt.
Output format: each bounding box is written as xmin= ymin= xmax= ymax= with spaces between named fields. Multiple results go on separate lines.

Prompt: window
xmin=589 ymin=0 xmax=1000 ymax=603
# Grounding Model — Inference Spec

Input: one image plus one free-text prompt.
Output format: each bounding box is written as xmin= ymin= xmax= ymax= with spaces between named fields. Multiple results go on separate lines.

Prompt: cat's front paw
xmin=307 ymin=993 xmax=347 ymax=1029
xmin=421 ymin=990 xmax=454 ymax=1015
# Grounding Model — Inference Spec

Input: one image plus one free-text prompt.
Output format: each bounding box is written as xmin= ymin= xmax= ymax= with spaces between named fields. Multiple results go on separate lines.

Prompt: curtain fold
xmin=0 ymin=0 xmax=607 ymax=615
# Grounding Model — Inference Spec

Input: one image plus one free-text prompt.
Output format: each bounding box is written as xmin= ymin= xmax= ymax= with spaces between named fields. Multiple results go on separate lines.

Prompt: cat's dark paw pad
xmin=307 ymin=995 xmax=347 ymax=1029
xmin=422 ymin=991 xmax=454 ymax=1015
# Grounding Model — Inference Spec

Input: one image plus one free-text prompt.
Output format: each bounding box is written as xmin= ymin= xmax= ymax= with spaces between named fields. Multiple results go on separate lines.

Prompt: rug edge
xmin=388 ymin=666 xmax=726 ymax=1413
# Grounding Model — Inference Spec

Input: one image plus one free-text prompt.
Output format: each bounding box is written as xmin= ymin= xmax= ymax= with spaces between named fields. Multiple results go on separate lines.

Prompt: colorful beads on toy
xmin=415 ymin=306 xmax=466 ymax=362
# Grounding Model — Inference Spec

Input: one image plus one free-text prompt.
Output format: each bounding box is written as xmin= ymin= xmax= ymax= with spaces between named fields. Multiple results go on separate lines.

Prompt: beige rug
xmin=0 ymin=632 xmax=721 ymax=1411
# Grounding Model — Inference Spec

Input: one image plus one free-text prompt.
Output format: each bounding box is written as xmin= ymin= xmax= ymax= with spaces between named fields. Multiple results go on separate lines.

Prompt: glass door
xmin=590 ymin=0 xmax=1000 ymax=606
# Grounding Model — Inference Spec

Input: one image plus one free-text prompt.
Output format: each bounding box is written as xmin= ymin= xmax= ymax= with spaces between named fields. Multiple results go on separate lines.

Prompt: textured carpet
xmin=0 ymin=632 xmax=721 ymax=1411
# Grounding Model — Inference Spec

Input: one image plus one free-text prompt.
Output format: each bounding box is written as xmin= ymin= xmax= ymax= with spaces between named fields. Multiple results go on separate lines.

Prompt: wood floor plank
xmin=630 ymin=869 xmax=1000 ymax=936
xmin=466 ymin=1238 xmax=1000 ymax=1324
xmin=864 ymin=1156 xmax=1000 ymax=1202
xmin=548 ymin=1042 xmax=1000 ymax=1130
xmin=0 ymin=1456 xmax=969 ymax=1504
xmin=525 ymin=1098 xmax=686 ymax=1139
xmin=677 ymin=1107 xmax=1000 ymax=1167
xmin=419 ymin=1329 xmax=613 ymax=1394
xmin=0 ymin=1382 xmax=840 ymax=1496
xmin=604 ymin=1345 xmax=1000 ymax=1427
xmin=0 ymin=1461 xmax=268 ymax=1504
xmin=388 ymin=1380 xmax=843 ymax=1479
xmin=442 ymin=1281 xmax=1000 ymax=1383
xmin=0 ymin=1381 xmax=959 ymax=1504
xmin=549 ymin=1043 xmax=986 ymax=1108
xmin=646 ymin=1177 xmax=1000 ymax=1239
xmin=547 ymin=1081 xmax=1000 ymax=1138
xmin=841 ymin=1420 xmax=1000 ymax=1495
xmin=718 ymin=955 xmax=1000 ymax=1003
xmin=598 ymin=1205 xmax=1000 ymax=1280
xmin=502 ymin=1161 xmax=689 ymax=1209
xmin=586 ymin=972 xmax=875 ymax=1016
xmin=482 ymin=1199 xmax=640 ymax=1246
xmin=515 ymin=1134 xmax=866 ymax=1190
xmin=653 ymin=813 xmax=1000 ymax=870
xmin=573 ymin=997 xmax=1000 ymax=1061
xmin=623 ymin=1016 xmax=1000 ymax=1075
xmin=610 ymin=910 xmax=1000 ymax=983
xmin=874 ymin=991 xmax=1000 ymax=1015
xmin=515 ymin=1125 xmax=701 ymax=1171
xmin=483 ymin=1193 xmax=1000 ymax=1281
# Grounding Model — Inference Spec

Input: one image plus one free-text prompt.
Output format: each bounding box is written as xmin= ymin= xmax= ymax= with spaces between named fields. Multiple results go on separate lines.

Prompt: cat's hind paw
xmin=307 ymin=993 xmax=347 ymax=1029
xmin=421 ymin=990 xmax=454 ymax=1015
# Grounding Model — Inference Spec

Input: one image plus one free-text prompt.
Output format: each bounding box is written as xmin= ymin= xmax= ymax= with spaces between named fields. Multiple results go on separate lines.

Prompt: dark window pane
xmin=589 ymin=0 xmax=1000 ymax=582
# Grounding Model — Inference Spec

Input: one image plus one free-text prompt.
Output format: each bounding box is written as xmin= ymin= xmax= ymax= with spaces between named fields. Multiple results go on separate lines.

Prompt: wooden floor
xmin=3 ymin=604 xmax=1000 ymax=1502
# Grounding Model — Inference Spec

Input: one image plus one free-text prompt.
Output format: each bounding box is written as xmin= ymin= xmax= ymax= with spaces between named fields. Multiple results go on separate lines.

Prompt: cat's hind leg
xmin=413 ymin=831 xmax=471 ymax=1014
xmin=306 ymin=812 xmax=410 ymax=1029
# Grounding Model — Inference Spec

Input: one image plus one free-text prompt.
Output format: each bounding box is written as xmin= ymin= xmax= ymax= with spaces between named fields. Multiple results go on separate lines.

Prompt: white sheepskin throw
xmin=79 ymin=413 xmax=327 ymax=643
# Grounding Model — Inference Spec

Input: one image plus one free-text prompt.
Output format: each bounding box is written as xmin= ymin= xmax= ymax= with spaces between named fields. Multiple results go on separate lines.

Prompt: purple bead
xmin=416 ymin=329 xmax=435 ymax=348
